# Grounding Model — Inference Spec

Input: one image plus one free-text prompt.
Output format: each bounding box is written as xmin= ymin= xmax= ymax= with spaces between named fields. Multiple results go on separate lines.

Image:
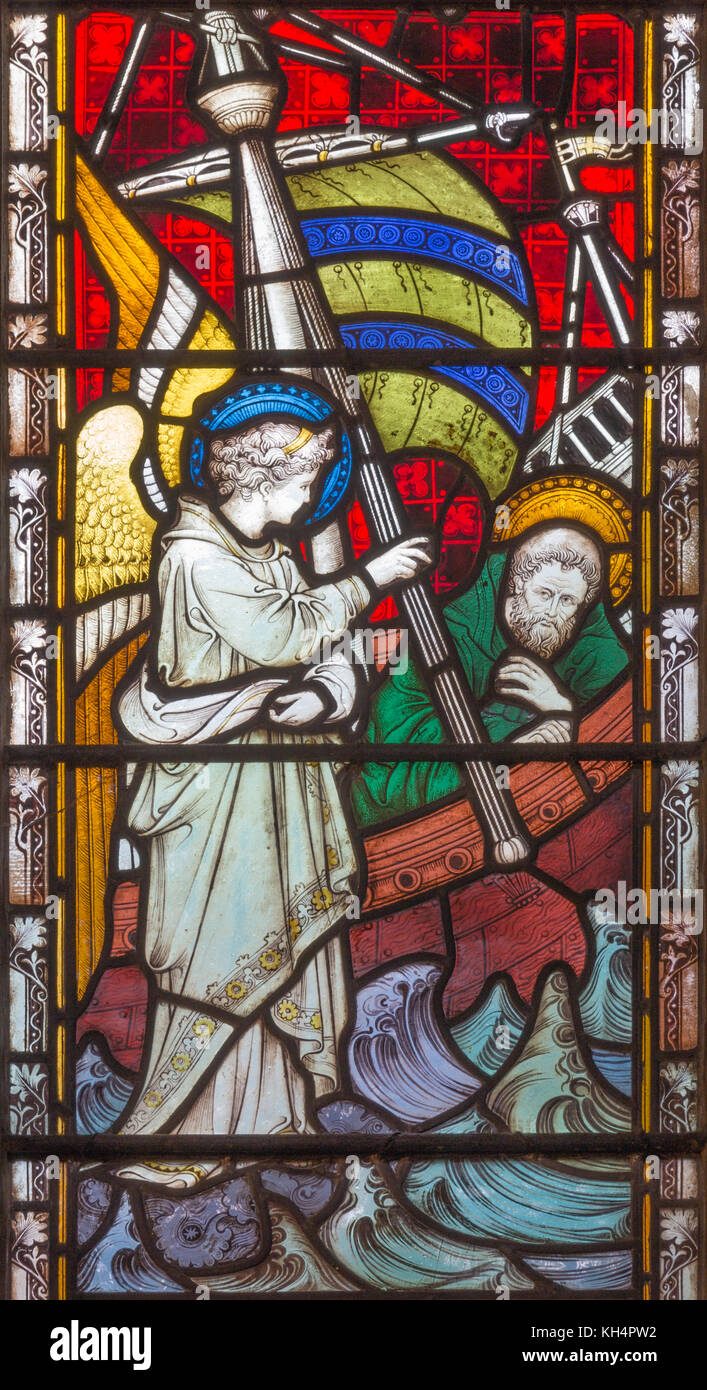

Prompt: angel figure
xmin=111 ymin=396 xmax=431 ymax=1185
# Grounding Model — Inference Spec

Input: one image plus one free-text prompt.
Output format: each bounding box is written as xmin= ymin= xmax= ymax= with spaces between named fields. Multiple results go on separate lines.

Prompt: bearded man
xmin=352 ymin=523 xmax=629 ymax=825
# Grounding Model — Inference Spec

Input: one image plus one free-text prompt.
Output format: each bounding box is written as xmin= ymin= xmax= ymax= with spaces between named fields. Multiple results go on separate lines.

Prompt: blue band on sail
xmin=301 ymin=215 xmax=528 ymax=305
xmin=188 ymin=380 xmax=352 ymax=524
xmin=339 ymin=320 xmax=529 ymax=433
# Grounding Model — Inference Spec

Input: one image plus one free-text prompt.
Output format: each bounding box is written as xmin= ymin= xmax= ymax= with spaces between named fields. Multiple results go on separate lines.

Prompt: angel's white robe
xmin=114 ymin=495 xmax=370 ymax=1153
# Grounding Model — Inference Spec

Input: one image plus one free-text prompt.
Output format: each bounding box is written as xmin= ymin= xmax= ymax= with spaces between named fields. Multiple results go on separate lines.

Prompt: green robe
xmin=351 ymin=550 xmax=629 ymax=827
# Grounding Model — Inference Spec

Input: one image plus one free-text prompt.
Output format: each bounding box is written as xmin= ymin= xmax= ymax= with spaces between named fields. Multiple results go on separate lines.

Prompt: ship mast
xmin=193 ymin=8 xmax=530 ymax=868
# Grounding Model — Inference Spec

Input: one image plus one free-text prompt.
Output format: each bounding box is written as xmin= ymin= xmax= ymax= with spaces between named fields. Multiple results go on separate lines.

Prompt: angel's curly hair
xmin=207 ymin=418 xmax=336 ymax=501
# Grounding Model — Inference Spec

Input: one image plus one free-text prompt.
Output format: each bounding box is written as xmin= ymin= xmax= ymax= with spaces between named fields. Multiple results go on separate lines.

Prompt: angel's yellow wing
xmin=75 ymin=153 xmax=237 ymax=596
xmin=76 ymin=154 xmax=160 ymax=392
xmin=75 ymin=402 xmax=153 ymax=605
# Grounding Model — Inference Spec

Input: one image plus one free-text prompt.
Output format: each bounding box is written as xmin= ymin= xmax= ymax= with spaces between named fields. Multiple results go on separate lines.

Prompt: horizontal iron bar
xmin=4 ymin=347 xmax=706 ymax=368
xmin=4 ymin=1132 xmax=707 ymax=1159
xmin=3 ymin=741 xmax=702 ymax=765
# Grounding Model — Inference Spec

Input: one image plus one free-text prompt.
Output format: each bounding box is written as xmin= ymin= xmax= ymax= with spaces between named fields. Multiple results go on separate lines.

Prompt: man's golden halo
xmin=490 ymin=474 xmax=632 ymax=607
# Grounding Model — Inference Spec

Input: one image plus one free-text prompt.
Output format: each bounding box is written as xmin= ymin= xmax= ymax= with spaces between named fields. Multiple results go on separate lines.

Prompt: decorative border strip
xmin=339 ymin=320 xmax=529 ymax=432
xmin=301 ymin=214 xmax=528 ymax=303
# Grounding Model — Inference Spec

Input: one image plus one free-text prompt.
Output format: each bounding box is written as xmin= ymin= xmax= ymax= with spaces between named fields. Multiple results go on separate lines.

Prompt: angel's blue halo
xmin=187 ymin=379 xmax=352 ymax=525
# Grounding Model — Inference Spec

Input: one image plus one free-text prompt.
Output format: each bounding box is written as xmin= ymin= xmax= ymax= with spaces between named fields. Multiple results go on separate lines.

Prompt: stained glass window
xmin=3 ymin=3 xmax=704 ymax=1314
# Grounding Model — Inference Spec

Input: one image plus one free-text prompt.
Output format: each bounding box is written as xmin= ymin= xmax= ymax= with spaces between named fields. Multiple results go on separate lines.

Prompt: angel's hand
xmin=268 ymin=689 xmax=328 ymax=727
xmin=365 ymin=535 xmax=434 ymax=590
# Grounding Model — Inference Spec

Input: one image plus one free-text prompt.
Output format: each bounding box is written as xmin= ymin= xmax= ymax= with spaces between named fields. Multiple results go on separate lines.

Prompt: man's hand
xmin=494 ymin=653 xmax=574 ymax=713
xmin=365 ymin=535 xmax=434 ymax=590
xmin=268 ymin=689 xmax=328 ymax=727
xmin=513 ymin=717 xmax=572 ymax=744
